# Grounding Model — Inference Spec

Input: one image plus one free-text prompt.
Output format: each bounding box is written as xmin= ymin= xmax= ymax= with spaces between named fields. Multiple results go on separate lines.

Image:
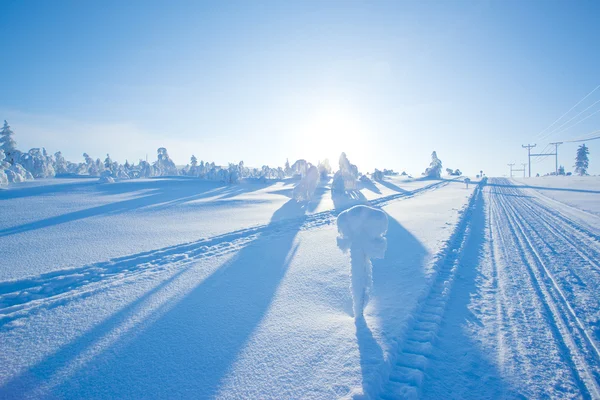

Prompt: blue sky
xmin=1 ymin=0 xmax=599 ymax=176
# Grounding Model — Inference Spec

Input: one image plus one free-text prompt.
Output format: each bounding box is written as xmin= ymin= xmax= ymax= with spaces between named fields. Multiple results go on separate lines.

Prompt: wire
xmin=538 ymin=98 xmax=600 ymax=141
xmin=534 ymin=83 xmax=600 ymax=140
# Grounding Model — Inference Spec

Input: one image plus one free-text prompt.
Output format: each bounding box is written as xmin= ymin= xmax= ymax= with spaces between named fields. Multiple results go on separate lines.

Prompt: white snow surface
xmin=5 ymin=174 xmax=600 ymax=398
xmin=0 ymin=176 xmax=474 ymax=399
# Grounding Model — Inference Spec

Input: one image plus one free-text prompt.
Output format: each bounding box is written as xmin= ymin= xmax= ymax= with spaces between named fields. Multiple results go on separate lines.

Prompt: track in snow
xmin=0 ymin=179 xmax=450 ymax=327
xmin=484 ymin=178 xmax=600 ymax=398
xmin=378 ymin=177 xmax=600 ymax=399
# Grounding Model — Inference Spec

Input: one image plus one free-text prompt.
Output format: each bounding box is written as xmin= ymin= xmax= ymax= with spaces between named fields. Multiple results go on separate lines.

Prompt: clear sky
xmin=1 ymin=0 xmax=599 ymax=176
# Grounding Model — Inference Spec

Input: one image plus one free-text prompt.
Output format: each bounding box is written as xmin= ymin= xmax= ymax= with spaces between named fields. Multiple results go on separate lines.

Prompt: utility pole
xmin=549 ymin=142 xmax=563 ymax=175
xmin=522 ymin=144 xmax=536 ymax=178
xmin=507 ymin=163 xmax=515 ymax=178
xmin=521 ymin=163 xmax=527 ymax=178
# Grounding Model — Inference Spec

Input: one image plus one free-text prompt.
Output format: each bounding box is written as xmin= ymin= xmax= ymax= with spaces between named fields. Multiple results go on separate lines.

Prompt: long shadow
xmin=38 ymin=199 xmax=310 ymax=398
xmin=359 ymin=178 xmax=382 ymax=195
xmin=0 ymin=179 xmax=271 ymax=237
xmin=0 ymin=264 xmax=193 ymax=397
xmin=421 ymin=186 xmax=510 ymax=398
xmin=355 ymin=315 xmax=386 ymax=396
xmin=488 ymin=182 xmax=600 ymax=194
xmin=377 ymin=178 xmax=408 ymax=194
xmin=358 ymin=215 xmax=428 ymax=396
xmin=332 ymin=189 xmax=367 ymax=210
xmin=0 ymin=180 xmax=98 ymax=200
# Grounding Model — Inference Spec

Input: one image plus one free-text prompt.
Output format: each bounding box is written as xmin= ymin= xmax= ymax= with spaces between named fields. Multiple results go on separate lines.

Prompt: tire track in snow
xmin=0 ymin=179 xmax=449 ymax=326
xmin=491 ymin=179 xmax=600 ymax=398
xmin=377 ymin=181 xmax=484 ymax=399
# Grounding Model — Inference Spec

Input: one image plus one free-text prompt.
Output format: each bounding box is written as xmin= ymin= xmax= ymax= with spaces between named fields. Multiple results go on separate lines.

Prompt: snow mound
xmin=337 ymin=205 xmax=388 ymax=258
xmin=98 ymin=175 xmax=115 ymax=184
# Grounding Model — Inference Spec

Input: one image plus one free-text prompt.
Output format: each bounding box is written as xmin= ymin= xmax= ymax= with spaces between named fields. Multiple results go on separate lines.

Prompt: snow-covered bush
xmin=423 ymin=151 xmax=443 ymax=179
xmin=293 ymin=165 xmax=319 ymax=201
xmin=317 ymin=159 xmax=332 ymax=181
xmin=336 ymin=205 xmax=388 ymax=317
xmin=371 ymin=169 xmax=384 ymax=181
xmin=5 ymin=163 xmax=34 ymax=183
xmin=18 ymin=148 xmax=56 ymax=178
xmin=54 ymin=151 xmax=68 ymax=175
xmin=332 ymin=152 xmax=359 ymax=193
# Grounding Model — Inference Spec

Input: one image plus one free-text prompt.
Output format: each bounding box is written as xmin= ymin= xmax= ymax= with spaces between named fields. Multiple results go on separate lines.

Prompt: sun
xmin=292 ymin=105 xmax=367 ymax=166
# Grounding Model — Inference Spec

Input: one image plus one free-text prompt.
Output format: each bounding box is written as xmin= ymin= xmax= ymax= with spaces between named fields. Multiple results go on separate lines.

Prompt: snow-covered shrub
xmin=423 ymin=151 xmax=442 ymax=179
xmin=291 ymin=159 xmax=308 ymax=177
xmin=293 ymin=165 xmax=319 ymax=201
xmin=371 ymin=169 xmax=384 ymax=181
xmin=18 ymin=148 xmax=56 ymax=178
xmin=336 ymin=205 xmax=388 ymax=317
xmin=332 ymin=152 xmax=359 ymax=193
xmin=5 ymin=163 xmax=34 ymax=183
xmin=317 ymin=159 xmax=332 ymax=181
xmin=54 ymin=151 xmax=68 ymax=174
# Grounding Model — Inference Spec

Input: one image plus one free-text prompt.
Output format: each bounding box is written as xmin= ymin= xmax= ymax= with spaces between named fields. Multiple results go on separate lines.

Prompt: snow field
xmin=0 ymin=177 xmax=477 ymax=399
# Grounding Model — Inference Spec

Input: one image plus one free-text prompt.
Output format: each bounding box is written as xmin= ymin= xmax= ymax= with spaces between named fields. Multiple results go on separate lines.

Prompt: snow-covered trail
xmin=403 ymin=177 xmax=600 ymax=399
xmin=483 ymin=178 xmax=600 ymax=398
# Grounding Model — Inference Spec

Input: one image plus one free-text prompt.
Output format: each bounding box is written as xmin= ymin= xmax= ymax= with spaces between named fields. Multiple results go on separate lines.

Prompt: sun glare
xmin=292 ymin=105 xmax=368 ymax=167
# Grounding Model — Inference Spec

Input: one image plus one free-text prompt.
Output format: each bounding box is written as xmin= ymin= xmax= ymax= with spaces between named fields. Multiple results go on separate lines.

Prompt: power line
xmin=534 ymin=83 xmax=600 ymax=140
xmin=546 ymin=106 xmax=600 ymax=140
xmin=539 ymin=98 xmax=600 ymax=141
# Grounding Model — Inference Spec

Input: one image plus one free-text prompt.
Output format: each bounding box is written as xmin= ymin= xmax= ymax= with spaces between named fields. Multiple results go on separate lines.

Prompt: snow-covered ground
xmin=2 ymin=174 xmax=599 ymax=399
xmin=0 ymin=175 xmax=473 ymax=399
xmin=513 ymin=175 xmax=600 ymax=216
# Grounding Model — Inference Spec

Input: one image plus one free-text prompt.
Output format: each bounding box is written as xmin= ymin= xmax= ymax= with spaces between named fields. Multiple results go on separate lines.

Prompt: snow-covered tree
xmin=424 ymin=151 xmax=443 ymax=179
xmin=332 ymin=152 xmax=359 ymax=193
xmin=284 ymin=158 xmax=292 ymax=177
xmin=293 ymin=165 xmax=319 ymax=201
xmin=54 ymin=151 xmax=68 ymax=174
xmin=104 ymin=154 xmax=113 ymax=172
xmin=154 ymin=147 xmax=178 ymax=176
xmin=317 ymin=159 xmax=332 ymax=181
xmin=574 ymin=144 xmax=589 ymax=176
xmin=18 ymin=148 xmax=56 ymax=178
xmin=558 ymin=165 xmax=565 ymax=175
xmin=372 ymin=169 xmax=384 ymax=181
xmin=0 ymin=120 xmax=17 ymax=164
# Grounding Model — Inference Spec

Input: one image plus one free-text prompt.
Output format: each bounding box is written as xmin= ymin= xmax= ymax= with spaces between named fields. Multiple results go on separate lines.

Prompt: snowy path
xmin=388 ymin=178 xmax=600 ymax=399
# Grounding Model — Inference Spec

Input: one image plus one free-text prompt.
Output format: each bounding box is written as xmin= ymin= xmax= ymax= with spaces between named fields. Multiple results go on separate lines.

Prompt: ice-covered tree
xmin=574 ymin=144 xmax=589 ymax=176
xmin=424 ymin=151 xmax=443 ymax=179
xmin=293 ymin=165 xmax=319 ymax=201
xmin=332 ymin=152 xmax=359 ymax=193
xmin=18 ymin=148 xmax=56 ymax=178
xmin=317 ymin=159 xmax=332 ymax=181
xmin=54 ymin=151 xmax=68 ymax=174
xmin=154 ymin=147 xmax=178 ymax=176
xmin=0 ymin=120 xmax=17 ymax=164
xmin=372 ymin=169 xmax=384 ymax=181
xmin=104 ymin=154 xmax=113 ymax=172
xmin=284 ymin=158 xmax=292 ymax=177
